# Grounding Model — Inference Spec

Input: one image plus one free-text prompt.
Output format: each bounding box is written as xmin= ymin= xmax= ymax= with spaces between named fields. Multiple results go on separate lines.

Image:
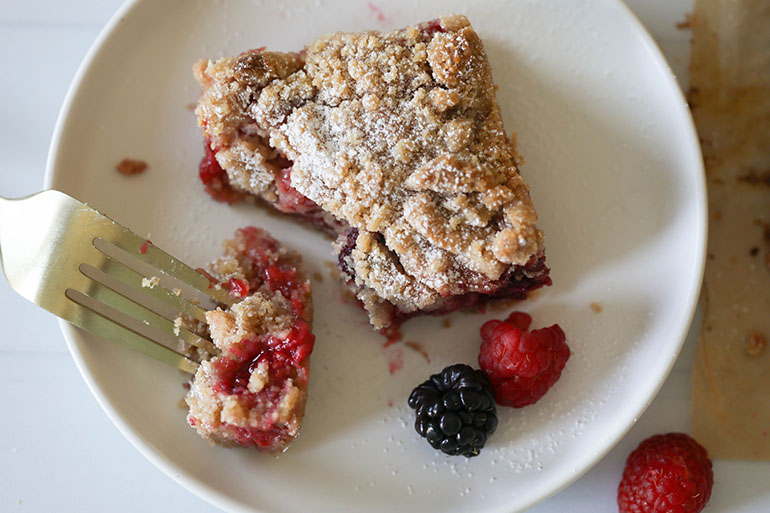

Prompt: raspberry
xmin=478 ymin=311 xmax=569 ymax=408
xmin=618 ymin=433 xmax=713 ymax=513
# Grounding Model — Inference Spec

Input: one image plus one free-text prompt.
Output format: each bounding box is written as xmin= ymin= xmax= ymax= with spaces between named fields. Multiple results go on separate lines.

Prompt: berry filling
xmin=212 ymin=332 xmax=310 ymax=398
xmin=418 ymin=19 xmax=446 ymax=37
xmin=198 ymin=139 xmax=245 ymax=204
xmin=336 ymin=227 xmax=551 ymax=331
xmin=226 ymin=278 xmax=250 ymax=298
xmin=203 ymin=323 xmax=314 ymax=448
xmin=275 ymin=167 xmax=318 ymax=215
xmin=199 ymin=138 xmax=343 ymax=235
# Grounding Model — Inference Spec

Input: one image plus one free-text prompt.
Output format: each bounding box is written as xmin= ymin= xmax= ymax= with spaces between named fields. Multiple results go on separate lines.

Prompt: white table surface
xmin=1 ymin=1 xmax=769 ymax=511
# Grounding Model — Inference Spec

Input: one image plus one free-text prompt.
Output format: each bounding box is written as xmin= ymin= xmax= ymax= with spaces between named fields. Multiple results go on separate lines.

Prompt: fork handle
xmin=0 ymin=190 xmax=87 ymax=305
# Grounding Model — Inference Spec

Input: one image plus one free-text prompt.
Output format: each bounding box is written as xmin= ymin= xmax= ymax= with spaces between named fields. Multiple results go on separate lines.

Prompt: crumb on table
xmin=590 ymin=302 xmax=603 ymax=313
xmin=676 ymin=12 xmax=693 ymax=29
xmin=746 ymin=331 xmax=767 ymax=357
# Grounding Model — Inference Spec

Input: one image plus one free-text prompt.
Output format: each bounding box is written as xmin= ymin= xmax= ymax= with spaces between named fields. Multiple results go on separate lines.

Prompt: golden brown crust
xmin=195 ymin=15 xmax=545 ymax=327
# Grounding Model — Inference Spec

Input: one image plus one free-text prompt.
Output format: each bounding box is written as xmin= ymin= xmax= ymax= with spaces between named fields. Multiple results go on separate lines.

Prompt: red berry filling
xmin=195 ymin=267 xmax=220 ymax=289
xmin=226 ymin=278 xmax=250 ymax=298
xmin=237 ymin=225 xmax=282 ymax=269
xmin=234 ymin=226 xmax=311 ymax=317
xmin=478 ymin=311 xmax=569 ymax=408
xmin=198 ymin=138 xmax=343 ymax=235
xmin=231 ymin=227 xmax=310 ymax=317
xmin=275 ymin=167 xmax=318 ymax=215
xmin=618 ymin=433 xmax=713 ymax=513
xmin=216 ymin=424 xmax=286 ymax=448
xmin=212 ymin=327 xmax=314 ymax=398
xmin=267 ymin=161 xmax=344 ymax=233
xmin=198 ymin=139 xmax=245 ymax=204
xmin=207 ymin=323 xmax=314 ymax=448
xmin=419 ymin=19 xmax=446 ymax=37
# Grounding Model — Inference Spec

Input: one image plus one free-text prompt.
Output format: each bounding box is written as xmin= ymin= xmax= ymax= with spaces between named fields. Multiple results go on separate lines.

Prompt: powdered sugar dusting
xmin=194 ymin=14 xmax=547 ymax=328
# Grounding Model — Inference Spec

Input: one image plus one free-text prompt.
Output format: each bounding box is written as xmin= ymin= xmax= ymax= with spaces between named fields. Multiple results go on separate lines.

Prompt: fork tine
xmin=0 ymin=190 xmax=218 ymax=374
xmin=93 ymin=234 xmax=234 ymax=308
xmin=78 ymin=269 xmax=218 ymax=355
xmin=64 ymin=289 xmax=199 ymax=374
xmin=88 ymin=256 xmax=209 ymax=325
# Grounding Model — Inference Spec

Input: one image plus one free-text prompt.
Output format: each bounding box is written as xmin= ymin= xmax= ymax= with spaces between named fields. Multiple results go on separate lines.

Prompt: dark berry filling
xmin=336 ymin=229 xmax=551 ymax=329
xmin=336 ymin=227 xmax=360 ymax=279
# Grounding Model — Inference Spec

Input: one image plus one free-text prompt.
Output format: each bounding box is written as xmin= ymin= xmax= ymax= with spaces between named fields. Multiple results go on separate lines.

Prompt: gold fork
xmin=0 ymin=190 xmax=232 ymax=373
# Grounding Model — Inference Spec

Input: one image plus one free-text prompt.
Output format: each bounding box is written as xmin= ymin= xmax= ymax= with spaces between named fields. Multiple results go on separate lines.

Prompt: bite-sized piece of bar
xmin=185 ymin=227 xmax=314 ymax=452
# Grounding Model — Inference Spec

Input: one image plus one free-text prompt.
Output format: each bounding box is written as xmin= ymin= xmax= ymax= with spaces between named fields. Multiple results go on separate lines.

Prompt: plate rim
xmin=42 ymin=1 xmax=253 ymax=511
xmin=43 ymin=0 xmax=707 ymax=511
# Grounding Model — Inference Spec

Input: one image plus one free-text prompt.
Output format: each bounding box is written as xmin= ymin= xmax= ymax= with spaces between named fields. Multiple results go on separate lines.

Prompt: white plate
xmin=46 ymin=0 xmax=705 ymax=511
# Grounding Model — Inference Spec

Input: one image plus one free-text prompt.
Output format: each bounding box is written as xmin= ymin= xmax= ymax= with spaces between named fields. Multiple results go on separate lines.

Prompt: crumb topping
xmin=195 ymin=15 xmax=546 ymax=326
xmin=141 ymin=276 xmax=160 ymax=289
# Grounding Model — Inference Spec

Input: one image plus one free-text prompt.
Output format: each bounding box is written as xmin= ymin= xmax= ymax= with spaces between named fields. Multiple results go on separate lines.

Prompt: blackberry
xmin=408 ymin=364 xmax=498 ymax=457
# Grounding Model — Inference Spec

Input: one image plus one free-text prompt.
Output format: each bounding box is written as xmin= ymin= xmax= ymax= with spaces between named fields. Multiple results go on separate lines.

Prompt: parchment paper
xmin=690 ymin=0 xmax=770 ymax=459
